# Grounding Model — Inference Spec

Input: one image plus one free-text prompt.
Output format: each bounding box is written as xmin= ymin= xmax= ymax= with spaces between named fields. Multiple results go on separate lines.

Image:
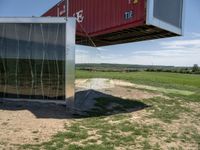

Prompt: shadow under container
xmin=0 ymin=17 xmax=76 ymax=107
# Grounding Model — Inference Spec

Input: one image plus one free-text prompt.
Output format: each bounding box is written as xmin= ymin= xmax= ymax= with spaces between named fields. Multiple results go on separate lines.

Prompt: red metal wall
xmin=43 ymin=0 xmax=146 ymax=37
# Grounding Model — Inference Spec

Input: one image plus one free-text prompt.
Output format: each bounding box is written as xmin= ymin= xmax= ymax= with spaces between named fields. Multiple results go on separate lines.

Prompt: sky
xmin=0 ymin=0 xmax=200 ymax=66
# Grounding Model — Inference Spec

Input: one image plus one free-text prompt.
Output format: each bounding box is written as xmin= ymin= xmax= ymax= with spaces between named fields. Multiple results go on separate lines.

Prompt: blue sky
xmin=0 ymin=0 xmax=200 ymax=66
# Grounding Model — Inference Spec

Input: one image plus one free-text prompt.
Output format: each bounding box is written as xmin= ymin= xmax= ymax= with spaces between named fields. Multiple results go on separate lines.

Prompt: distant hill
xmin=76 ymin=63 xmax=194 ymax=74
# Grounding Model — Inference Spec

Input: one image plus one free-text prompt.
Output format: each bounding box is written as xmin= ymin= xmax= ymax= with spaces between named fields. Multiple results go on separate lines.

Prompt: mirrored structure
xmin=0 ymin=18 xmax=76 ymax=104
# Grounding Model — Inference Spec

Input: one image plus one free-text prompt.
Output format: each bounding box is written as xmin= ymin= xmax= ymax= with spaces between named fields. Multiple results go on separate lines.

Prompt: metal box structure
xmin=0 ymin=17 xmax=76 ymax=104
xmin=43 ymin=0 xmax=184 ymax=46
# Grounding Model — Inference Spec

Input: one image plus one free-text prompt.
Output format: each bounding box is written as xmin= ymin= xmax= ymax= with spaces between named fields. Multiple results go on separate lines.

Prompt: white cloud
xmin=76 ymin=49 xmax=89 ymax=55
xmin=191 ymin=32 xmax=200 ymax=37
xmin=161 ymin=39 xmax=200 ymax=49
xmin=96 ymin=47 xmax=108 ymax=52
xmin=75 ymin=46 xmax=102 ymax=64
xmin=76 ymin=32 xmax=200 ymax=66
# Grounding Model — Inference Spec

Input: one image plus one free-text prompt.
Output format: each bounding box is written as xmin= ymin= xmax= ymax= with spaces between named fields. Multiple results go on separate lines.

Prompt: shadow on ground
xmin=0 ymin=90 xmax=149 ymax=119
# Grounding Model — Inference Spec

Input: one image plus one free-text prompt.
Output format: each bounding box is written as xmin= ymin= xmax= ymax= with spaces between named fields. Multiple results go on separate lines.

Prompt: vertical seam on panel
xmin=15 ymin=24 xmax=20 ymax=98
xmin=0 ymin=25 xmax=6 ymax=97
xmin=46 ymin=25 xmax=51 ymax=99
xmin=55 ymin=24 xmax=60 ymax=100
xmin=28 ymin=24 xmax=34 ymax=98
xmin=40 ymin=24 xmax=45 ymax=99
xmin=3 ymin=25 xmax=7 ymax=97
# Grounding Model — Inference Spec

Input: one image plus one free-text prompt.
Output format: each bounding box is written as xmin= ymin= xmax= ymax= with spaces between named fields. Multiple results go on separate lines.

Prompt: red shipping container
xmin=43 ymin=0 xmax=184 ymax=46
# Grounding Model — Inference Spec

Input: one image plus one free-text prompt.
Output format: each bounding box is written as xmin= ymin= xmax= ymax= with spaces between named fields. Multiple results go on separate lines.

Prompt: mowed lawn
xmin=20 ymin=71 xmax=200 ymax=150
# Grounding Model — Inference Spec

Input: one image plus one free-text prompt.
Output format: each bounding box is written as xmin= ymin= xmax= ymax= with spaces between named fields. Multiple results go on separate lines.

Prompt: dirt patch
xmin=104 ymin=86 xmax=160 ymax=100
xmin=76 ymin=78 xmax=163 ymax=100
xmin=0 ymin=101 xmax=71 ymax=148
xmin=76 ymin=78 xmax=114 ymax=90
xmin=76 ymin=78 xmax=194 ymax=96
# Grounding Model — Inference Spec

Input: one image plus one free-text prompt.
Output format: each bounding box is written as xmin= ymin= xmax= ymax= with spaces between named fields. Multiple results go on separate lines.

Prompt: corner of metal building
xmin=65 ymin=17 xmax=77 ymax=112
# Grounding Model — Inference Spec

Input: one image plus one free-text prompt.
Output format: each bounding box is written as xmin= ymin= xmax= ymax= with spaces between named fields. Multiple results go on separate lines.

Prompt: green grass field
xmin=76 ymin=70 xmax=200 ymax=90
xmin=20 ymin=71 xmax=200 ymax=150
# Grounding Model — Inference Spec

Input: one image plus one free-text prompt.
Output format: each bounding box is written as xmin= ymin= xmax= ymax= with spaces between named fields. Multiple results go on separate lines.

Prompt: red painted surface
xmin=43 ymin=0 xmax=146 ymax=37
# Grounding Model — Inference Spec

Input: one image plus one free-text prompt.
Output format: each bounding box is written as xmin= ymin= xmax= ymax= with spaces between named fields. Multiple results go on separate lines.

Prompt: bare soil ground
xmin=76 ymin=78 xmax=164 ymax=100
xmin=0 ymin=110 xmax=65 ymax=144
xmin=0 ymin=78 xmax=199 ymax=149
xmin=0 ymin=78 xmax=161 ymax=149
xmin=0 ymin=102 xmax=70 ymax=149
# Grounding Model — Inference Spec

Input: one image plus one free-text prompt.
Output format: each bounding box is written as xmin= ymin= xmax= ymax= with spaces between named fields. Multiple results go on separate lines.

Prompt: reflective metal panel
xmin=146 ymin=0 xmax=184 ymax=35
xmin=0 ymin=17 xmax=76 ymax=103
xmin=65 ymin=18 xmax=76 ymax=107
xmin=153 ymin=0 xmax=183 ymax=28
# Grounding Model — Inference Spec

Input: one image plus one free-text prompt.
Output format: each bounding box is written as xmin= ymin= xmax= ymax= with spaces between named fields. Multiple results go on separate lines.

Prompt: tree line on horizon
xmin=76 ymin=63 xmax=200 ymax=74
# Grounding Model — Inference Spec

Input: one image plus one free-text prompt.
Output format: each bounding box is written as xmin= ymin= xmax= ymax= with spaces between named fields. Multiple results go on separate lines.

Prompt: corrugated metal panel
xmin=43 ymin=0 xmax=146 ymax=37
